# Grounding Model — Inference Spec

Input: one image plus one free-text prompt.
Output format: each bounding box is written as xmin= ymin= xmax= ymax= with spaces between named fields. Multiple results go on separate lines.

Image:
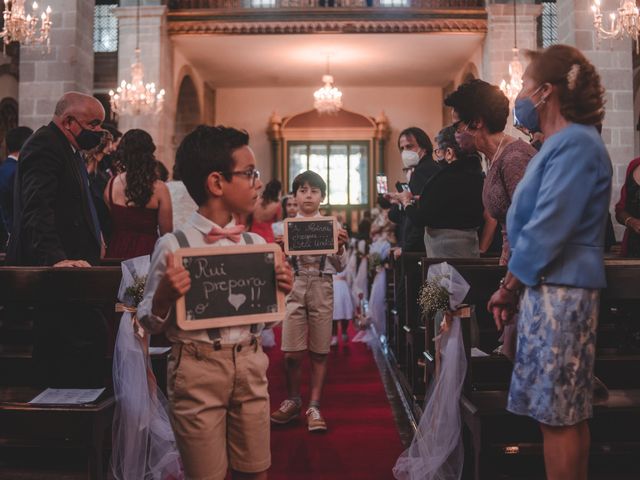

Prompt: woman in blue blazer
xmin=488 ymin=45 xmax=611 ymax=480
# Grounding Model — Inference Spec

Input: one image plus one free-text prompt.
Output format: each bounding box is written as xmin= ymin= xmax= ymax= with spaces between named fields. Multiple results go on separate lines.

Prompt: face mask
xmin=514 ymin=86 xmax=544 ymax=135
xmin=401 ymin=150 xmax=420 ymax=169
xmin=455 ymin=128 xmax=476 ymax=154
xmin=70 ymin=118 xmax=103 ymax=150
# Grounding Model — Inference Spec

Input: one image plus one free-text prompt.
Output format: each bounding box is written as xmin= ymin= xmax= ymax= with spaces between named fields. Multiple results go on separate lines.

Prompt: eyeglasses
xmin=453 ymin=121 xmax=468 ymax=133
xmin=223 ymin=168 xmax=261 ymax=186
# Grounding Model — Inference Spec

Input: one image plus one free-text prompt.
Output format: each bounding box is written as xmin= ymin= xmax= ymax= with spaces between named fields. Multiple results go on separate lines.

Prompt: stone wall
xmin=557 ymin=0 xmax=635 ymax=238
xmin=19 ymin=0 xmax=95 ymax=128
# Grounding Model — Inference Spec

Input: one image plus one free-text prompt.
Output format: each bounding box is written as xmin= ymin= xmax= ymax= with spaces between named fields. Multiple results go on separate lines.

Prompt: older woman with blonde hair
xmin=488 ymin=45 xmax=611 ymax=480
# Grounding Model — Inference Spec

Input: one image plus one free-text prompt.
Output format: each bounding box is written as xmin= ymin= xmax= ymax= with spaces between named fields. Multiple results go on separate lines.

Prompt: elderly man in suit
xmin=7 ymin=92 xmax=107 ymax=387
xmin=7 ymin=92 xmax=105 ymax=267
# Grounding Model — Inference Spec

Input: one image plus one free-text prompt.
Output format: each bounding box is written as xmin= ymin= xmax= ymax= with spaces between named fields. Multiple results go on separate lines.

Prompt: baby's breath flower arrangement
xmin=124 ymin=274 xmax=147 ymax=308
xmin=368 ymin=252 xmax=383 ymax=275
xmin=418 ymin=275 xmax=451 ymax=317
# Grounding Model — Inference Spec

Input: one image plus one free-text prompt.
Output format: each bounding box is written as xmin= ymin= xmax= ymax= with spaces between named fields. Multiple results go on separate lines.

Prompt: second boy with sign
xmin=271 ymin=170 xmax=349 ymax=432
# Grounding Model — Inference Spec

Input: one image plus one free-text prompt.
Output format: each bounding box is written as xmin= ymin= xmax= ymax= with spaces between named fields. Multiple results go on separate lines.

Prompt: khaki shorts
xmin=281 ymin=273 xmax=334 ymax=354
xmin=167 ymin=341 xmax=270 ymax=480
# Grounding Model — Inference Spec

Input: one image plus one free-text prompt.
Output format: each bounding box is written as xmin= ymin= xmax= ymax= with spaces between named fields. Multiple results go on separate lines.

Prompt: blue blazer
xmin=507 ymin=123 xmax=612 ymax=288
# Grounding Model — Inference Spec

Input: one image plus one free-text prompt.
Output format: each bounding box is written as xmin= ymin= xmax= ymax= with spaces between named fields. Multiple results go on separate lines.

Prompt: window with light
xmin=288 ymin=142 xmax=369 ymax=206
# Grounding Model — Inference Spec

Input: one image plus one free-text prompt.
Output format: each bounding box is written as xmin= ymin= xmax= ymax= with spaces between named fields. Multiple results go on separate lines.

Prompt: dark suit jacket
xmin=7 ymin=122 xmax=101 ymax=266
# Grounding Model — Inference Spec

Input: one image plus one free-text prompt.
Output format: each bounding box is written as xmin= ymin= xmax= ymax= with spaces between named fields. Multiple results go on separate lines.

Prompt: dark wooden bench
xmin=449 ymin=261 xmax=640 ymax=479
xmin=0 ymin=266 xmax=169 ymax=479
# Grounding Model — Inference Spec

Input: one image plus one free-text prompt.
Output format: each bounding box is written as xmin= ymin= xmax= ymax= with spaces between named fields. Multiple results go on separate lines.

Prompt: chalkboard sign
xmin=174 ymin=244 xmax=286 ymax=330
xmin=283 ymin=216 xmax=339 ymax=255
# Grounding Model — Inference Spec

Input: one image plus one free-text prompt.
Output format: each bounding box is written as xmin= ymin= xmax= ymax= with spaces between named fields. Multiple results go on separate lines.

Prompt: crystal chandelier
xmin=109 ymin=0 xmax=165 ymax=116
xmin=592 ymin=0 xmax=640 ymax=53
xmin=313 ymin=56 xmax=342 ymax=114
xmin=0 ymin=0 xmax=52 ymax=50
xmin=500 ymin=0 xmax=523 ymax=105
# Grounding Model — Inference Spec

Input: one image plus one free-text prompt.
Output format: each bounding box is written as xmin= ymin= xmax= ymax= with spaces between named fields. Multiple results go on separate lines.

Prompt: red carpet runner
xmin=265 ymin=327 xmax=404 ymax=480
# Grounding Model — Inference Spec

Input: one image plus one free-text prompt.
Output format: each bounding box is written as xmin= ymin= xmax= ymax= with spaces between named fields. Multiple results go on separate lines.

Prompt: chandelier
xmin=313 ymin=56 xmax=342 ymax=114
xmin=0 ymin=0 xmax=52 ymax=49
xmin=499 ymin=0 xmax=523 ymax=105
xmin=109 ymin=0 xmax=165 ymax=116
xmin=592 ymin=0 xmax=640 ymax=53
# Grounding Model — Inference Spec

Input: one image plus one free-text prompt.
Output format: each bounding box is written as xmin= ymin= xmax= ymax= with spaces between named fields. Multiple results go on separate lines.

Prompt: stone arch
xmin=460 ymin=62 xmax=479 ymax=85
xmin=174 ymin=75 xmax=201 ymax=158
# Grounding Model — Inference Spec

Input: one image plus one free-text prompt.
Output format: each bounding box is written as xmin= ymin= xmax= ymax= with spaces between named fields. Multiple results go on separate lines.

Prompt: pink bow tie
xmin=205 ymin=224 xmax=246 ymax=244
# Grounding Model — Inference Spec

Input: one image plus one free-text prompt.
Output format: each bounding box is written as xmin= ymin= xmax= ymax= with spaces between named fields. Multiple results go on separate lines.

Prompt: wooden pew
xmin=449 ymin=261 xmax=640 ymax=479
xmin=0 ymin=266 xmax=168 ymax=479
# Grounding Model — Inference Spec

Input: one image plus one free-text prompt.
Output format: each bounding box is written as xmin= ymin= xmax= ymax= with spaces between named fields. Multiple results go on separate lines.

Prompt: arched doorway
xmin=269 ymin=108 xmax=389 ymax=231
xmin=174 ymin=76 xmax=201 ymax=154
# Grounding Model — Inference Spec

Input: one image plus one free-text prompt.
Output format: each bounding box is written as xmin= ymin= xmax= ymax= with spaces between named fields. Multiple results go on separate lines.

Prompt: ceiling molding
xmin=168 ymin=18 xmax=487 ymax=35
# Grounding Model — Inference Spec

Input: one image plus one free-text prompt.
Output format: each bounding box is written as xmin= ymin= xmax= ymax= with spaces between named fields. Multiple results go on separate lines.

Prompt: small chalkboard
xmin=283 ymin=216 xmax=339 ymax=256
xmin=174 ymin=244 xmax=285 ymax=330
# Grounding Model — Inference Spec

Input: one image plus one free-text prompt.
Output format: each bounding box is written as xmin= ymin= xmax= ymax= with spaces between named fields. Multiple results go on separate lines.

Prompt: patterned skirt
xmin=507 ymin=285 xmax=599 ymax=426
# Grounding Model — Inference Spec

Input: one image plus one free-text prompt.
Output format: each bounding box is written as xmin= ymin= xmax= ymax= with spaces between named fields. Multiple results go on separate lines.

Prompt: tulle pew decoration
xmin=111 ymin=255 xmax=183 ymax=480
xmin=393 ymin=262 xmax=470 ymax=480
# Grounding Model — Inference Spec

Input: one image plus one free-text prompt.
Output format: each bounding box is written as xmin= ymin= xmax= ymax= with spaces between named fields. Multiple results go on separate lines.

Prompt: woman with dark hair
xmin=272 ymin=193 xmax=298 ymax=239
xmin=249 ymin=179 xmax=282 ymax=243
xmin=488 ymin=45 xmax=611 ymax=480
xmin=399 ymin=125 xmax=484 ymax=257
xmin=104 ymin=129 xmax=172 ymax=259
xmin=445 ymin=79 xmax=537 ymax=265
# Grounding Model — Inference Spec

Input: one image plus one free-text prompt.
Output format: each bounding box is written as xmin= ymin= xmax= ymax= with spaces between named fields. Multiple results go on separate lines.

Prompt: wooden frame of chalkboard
xmin=174 ymin=244 xmax=286 ymax=330
xmin=283 ymin=216 xmax=339 ymax=256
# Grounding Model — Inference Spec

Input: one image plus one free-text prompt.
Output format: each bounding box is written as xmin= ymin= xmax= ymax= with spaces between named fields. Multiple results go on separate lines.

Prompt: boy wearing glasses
xmin=270 ymin=170 xmax=348 ymax=432
xmin=138 ymin=125 xmax=293 ymax=480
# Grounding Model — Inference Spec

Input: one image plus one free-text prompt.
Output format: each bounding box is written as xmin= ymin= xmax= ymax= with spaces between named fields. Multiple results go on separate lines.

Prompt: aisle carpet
xmin=265 ymin=327 xmax=404 ymax=480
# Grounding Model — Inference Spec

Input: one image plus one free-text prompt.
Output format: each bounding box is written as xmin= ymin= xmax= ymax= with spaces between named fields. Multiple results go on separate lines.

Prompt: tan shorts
xmin=281 ymin=273 xmax=334 ymax=354
xmin=167 ymin=341 xmax=270 ymax=480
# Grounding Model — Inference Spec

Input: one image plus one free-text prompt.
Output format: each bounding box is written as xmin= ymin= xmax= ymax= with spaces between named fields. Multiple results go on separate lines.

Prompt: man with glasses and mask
xmin=388 ymin=127 xmax=440 ymax=254
xmin=7 ymin=91 xmax=105 ymax=267
xmin=6 ymin=92 xmax=107 ymax=388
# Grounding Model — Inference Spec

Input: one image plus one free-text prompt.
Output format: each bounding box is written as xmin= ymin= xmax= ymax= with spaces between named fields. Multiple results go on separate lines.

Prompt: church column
xmin=18 ymin=0 xmax=95 ymax=128
xmin=482 ymin=1 xmax=542 ymax=89
xmin=113 ymin=2 xmax=175 ymax=167
xmin=557 ymin=0 xmax=634 ymax=238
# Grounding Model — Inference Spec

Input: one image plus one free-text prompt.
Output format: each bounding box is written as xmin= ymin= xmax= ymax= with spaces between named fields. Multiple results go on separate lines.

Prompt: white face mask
xmin=401 ymin=150 xmax=420 ymax=168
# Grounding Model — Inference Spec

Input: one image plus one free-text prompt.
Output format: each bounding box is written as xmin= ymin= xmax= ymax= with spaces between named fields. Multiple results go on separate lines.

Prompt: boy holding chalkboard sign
xmin=271 ymin=171 xmax=348 ymax=432
xmin=138 ymin=126 xmax=293 ymax=480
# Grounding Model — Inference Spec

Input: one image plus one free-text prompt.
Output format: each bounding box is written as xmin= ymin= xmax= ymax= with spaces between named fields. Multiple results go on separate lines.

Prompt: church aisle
xmin=265 ymin=327 xmax=404 ymax=480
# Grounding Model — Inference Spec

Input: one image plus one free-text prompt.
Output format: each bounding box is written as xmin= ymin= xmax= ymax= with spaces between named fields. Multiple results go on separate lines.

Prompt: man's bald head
xmin=53 ymin=92 xmax=106 ymax=150
xmin=54 ymin=92 xmax=104 ymax=120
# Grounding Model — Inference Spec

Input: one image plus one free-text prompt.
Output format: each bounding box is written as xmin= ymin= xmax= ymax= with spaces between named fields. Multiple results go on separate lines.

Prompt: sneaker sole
xmin=308 ymin=425 xmax=327 ymax=432
xmin=270 ymin=415 xmax=299 ymax=425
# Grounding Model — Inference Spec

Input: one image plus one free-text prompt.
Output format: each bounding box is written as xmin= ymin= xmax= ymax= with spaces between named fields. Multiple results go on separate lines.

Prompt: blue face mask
xmin=514 ymin=86 xmax=544 ymax=134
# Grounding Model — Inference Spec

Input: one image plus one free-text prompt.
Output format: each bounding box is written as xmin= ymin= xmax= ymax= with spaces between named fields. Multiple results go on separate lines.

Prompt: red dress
xmin=105 ymin=177 xmax=159 ymax=259
xmin=249 ymin=202 xmax=282 ymax=243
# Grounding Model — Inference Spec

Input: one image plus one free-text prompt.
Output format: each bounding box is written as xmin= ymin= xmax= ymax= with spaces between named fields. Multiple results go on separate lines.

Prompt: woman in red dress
xmin=249 ymin=179 xmax=282 ymax=243
xmin=104 ymin=129 xmax=172 ymax=259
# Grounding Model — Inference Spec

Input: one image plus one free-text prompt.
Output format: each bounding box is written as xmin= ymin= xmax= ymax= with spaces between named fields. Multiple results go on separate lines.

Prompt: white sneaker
xmin=330 ymin=336 xmax=338 ymax=347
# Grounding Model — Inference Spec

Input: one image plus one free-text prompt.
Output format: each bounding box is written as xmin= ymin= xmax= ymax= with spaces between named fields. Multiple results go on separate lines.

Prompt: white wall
xmin=215 ymin=86 xmax=443 ymax=195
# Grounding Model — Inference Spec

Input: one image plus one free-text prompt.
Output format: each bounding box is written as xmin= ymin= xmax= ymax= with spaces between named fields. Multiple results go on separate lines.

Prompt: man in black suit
xmin=7 ymin=92 xmax=105 ymax=266
xmin=388 ymin=127 xmax=440 ymax=253
xmin=6 ymin=92 xmax=107 ymax=387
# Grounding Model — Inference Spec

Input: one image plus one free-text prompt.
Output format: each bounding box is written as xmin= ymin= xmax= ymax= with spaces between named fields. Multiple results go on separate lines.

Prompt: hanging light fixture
xmin=592 ymin=0 xmax=640 ymax=53
xmin=0 ymin=0 xmax=52 ymax=50
xmin=109 ymin=0 xmax=165 ymax=116
xmin=499 ymin=0 xmax=523 ymax=106
xmin=313 ymin=56 xmax=342 ymax=115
